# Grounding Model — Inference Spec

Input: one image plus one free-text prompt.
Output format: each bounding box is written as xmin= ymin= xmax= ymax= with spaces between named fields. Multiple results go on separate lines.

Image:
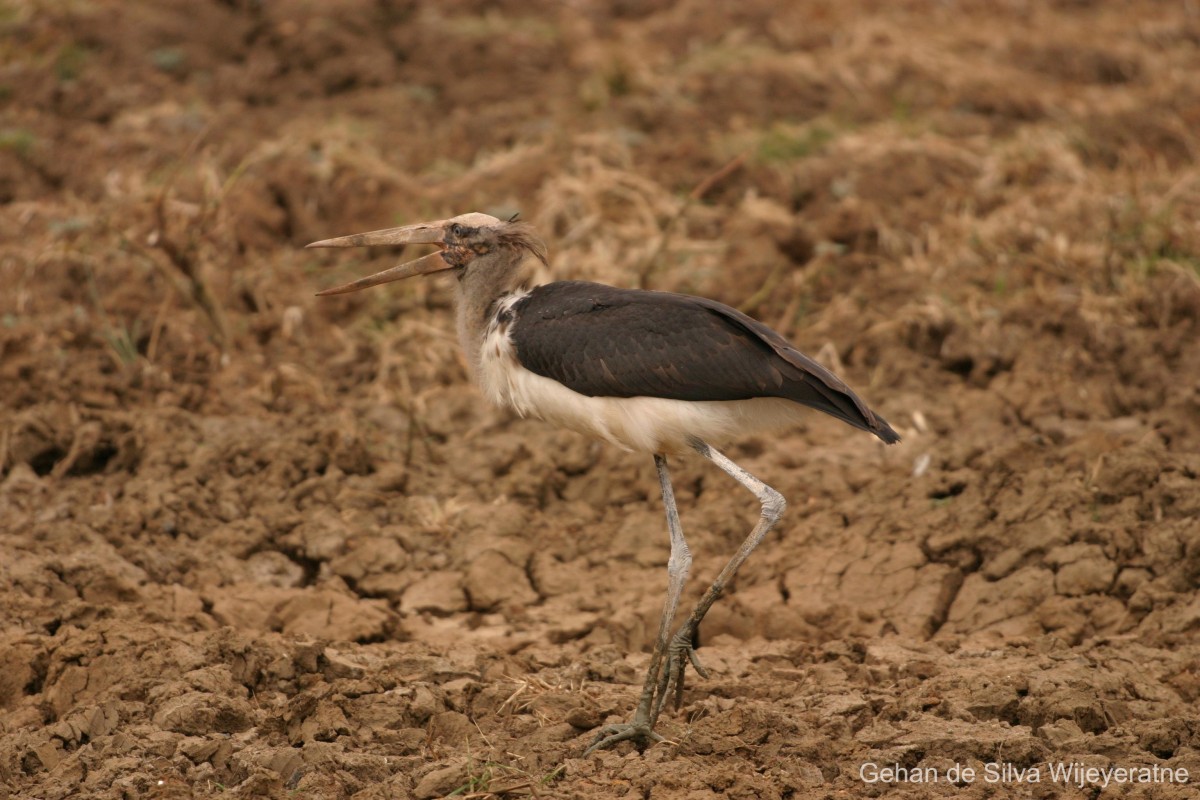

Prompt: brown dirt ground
xmin=3 ymin=1 xmax=1200 ymax=798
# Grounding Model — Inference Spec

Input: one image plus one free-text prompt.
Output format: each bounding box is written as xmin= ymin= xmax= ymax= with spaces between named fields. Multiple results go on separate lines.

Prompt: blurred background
xmin=2 ymin=1 xmax=1199 ymax=798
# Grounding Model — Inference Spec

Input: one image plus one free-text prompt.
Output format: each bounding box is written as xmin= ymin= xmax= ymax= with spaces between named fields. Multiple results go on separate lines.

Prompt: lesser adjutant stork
xmin=309 ymin=212 xmax=899 ymax=753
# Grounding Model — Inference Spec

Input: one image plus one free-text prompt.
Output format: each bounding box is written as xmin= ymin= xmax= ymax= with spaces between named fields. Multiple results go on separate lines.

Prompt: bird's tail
xmin=783 ymin=377 xmax=900 ymax=444
xmin=778 ymin=348 xmax=901 ymax=445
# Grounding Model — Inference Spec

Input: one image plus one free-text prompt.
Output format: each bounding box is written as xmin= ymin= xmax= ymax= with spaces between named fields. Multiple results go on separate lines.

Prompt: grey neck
xmin=454 ymin=253 xmax=535 ymax=379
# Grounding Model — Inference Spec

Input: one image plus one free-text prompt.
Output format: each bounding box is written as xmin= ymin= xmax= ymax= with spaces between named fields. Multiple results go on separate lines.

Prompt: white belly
xmin=477 ymin=316 xmax=807 ymax=454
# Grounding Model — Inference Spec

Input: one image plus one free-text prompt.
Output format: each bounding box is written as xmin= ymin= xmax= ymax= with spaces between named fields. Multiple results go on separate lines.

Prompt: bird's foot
xmin=584 ymin=627 xmax=708 ymax=756
xmin=583 ymin=721 xmax=665 ymax=756
xmin=655 ymin=626 xmax=709 ymax=717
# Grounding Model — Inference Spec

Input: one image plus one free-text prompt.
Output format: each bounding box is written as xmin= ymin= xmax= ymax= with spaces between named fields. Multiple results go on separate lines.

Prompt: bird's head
xmin=308 ymin=212 xmax=546 ymax=296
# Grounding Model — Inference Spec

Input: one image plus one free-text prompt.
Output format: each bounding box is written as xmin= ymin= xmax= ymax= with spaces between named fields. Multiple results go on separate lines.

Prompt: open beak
xmin=307 ymin=222 xmax=453 ymax=296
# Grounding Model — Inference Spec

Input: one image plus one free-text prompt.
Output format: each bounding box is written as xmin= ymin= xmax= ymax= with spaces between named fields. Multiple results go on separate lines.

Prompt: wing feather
xmin=510 ymin=282 xmax=899 ymax=444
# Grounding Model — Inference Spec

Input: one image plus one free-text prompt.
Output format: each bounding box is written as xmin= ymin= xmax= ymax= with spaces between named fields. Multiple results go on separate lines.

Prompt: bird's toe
xmin=583 ymin=722 xmax=666 ymax=756
xmin=657 ymin=628 xmax=709 ymax=716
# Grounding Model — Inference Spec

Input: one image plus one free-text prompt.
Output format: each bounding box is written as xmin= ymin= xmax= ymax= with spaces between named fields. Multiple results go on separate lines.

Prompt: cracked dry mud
xmin=2 ymin=1 xmax=1200 ymax=798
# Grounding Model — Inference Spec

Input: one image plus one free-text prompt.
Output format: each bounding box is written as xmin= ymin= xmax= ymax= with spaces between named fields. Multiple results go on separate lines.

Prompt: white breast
xmin=477 ymin=296 xmax=807 ymax=454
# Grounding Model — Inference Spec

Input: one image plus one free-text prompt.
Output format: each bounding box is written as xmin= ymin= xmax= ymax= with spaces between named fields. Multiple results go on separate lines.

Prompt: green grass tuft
xmin=755 ymin=124 xmax=835 ymax=164
xmin=55 ymin=43 xmax=90 ymax=81
xmin=0 ymin=128 xmax=36 ymax=157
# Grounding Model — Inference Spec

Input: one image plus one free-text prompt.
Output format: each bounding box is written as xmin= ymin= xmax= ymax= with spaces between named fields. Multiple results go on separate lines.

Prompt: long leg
xmin=652 ymin=439 xmax=786 ymax=719
xmin=585 ymin=454 xmax=692 ymax=754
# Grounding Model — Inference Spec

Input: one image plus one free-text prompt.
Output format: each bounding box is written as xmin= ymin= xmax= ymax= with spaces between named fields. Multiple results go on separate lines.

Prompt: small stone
xmin=152 ymin=692 xmax=253 ymax=735
xmin=31 ymin=740 xmax=62 ymax=770
xmin=464 ymin=551 xmax=537 ymax=611
xmin=401 ymin=572 xmax=468 ymax=615
xmin=414 ymin=761 xmax=468 ymax=799
xmin=565 ymin=706 xmax=600 ymax=729
xmin=427 ymin=711 xmax=476 ymax=746
xmin=321 ymin=650 xmax=366 ymax=680
xmin=272 ymin=589 xmax=393 ymax=641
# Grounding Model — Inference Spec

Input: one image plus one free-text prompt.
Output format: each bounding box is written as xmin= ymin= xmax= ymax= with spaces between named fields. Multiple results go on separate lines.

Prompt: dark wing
xmin=509 ymin=282 xmax=899 ymax=444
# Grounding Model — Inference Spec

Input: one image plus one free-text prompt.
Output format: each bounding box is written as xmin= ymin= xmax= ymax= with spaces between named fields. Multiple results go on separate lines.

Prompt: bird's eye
xmin=450 ymin=223 xmax=465 ymax=238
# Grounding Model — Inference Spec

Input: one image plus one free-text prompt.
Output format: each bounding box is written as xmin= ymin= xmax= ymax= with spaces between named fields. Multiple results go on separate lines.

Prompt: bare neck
xmin=454 ymin=252 xmax=537 ymax=379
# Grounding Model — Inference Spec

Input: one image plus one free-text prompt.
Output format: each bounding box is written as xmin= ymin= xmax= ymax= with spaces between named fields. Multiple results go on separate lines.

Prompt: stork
xmin=308 ymin=212 xmax=899 ymax=754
